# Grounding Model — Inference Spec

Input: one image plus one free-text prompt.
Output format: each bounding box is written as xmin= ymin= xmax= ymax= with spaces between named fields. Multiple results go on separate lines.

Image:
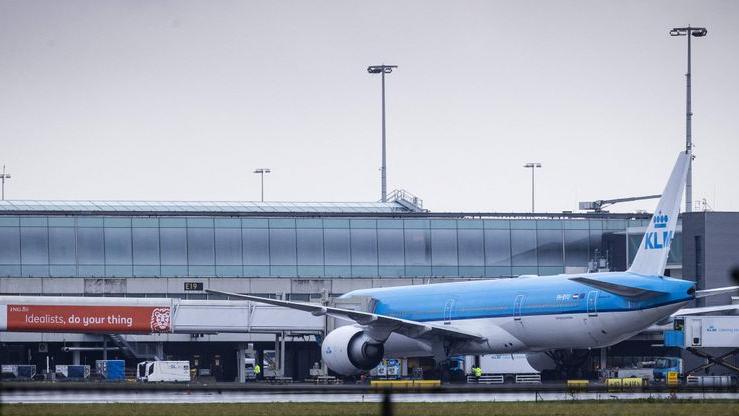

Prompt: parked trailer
xmin=137 ymin=361 xmax=190 ymax=383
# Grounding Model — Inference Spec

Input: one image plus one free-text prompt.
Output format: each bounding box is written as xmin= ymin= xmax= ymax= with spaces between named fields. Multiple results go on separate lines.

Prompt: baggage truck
xmin=137 ymin=361 xmax=190 ymax=383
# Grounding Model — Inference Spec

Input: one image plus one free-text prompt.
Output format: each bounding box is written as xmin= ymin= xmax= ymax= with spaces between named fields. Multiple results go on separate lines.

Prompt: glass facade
xmin=0 ymin=215 xmax=678 ymax=279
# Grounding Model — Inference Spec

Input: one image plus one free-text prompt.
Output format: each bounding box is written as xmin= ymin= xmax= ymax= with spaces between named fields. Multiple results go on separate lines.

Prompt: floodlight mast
xmin=367 ymin=65 xmax=397 ymax=202
xmin=253 ymin=168 xmax=271 ymax=202
xmin=670 ymin=26 xmax=707 ymax=212
xmin=0 ymin=165 xmax=10 ymax=201
xmin=523 ymin=163 xmax=542 ymax=213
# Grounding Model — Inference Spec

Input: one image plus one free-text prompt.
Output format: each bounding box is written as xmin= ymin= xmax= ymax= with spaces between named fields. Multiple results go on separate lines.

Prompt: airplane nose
xmin=687 ymin=285 xmax=696 ymax=298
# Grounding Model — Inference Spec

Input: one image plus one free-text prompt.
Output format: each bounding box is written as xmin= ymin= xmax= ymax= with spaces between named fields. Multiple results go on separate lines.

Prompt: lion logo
xmin=150 ymin=307 xmax=171 ymax=333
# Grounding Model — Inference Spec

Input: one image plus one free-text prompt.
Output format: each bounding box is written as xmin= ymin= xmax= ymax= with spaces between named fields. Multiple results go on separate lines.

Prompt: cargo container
xmin=96 ymin=360 xmax=125 ymax=381
xmin=683 ymin=316 xmax=739 ymax=348
xmin=55 ymin=365 xmax=91 ymax=380
xmin=1 ymin=364 xmax=36 ymax=380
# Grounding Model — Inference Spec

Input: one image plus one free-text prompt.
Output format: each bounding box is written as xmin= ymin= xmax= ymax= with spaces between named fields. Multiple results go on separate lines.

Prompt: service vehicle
xmin=137 ymin=360 xmax=190 ymax=382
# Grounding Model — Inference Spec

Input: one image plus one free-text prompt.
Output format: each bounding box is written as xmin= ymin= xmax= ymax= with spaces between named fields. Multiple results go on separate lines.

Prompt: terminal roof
xmin=0 ymin=200 xmax=415 ymax=214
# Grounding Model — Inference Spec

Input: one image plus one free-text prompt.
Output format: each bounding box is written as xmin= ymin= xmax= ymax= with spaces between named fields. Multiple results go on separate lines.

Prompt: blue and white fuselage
xmin=341 ymin=272 xmax=694 ymax=355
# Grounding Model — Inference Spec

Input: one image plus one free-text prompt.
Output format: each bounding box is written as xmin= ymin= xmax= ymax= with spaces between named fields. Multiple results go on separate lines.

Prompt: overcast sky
xmin=1 ymin=0 xmax=737 ymax=213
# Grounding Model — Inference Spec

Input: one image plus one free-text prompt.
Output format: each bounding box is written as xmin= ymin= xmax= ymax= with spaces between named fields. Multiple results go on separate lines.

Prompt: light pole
xmin=367 ymin=64 xmax=398 ymax=202
xmin=670 ymin=26 xmax=707 ymax=212
xmin=253 ymin=168 xmax=271 ymax=202
xmin=523 ymin=163 xmax=542 ymax=213
xmin=0 ymin=165 xmax=10 ymax=201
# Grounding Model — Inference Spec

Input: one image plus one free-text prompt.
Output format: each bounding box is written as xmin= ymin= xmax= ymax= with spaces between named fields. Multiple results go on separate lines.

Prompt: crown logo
xmin=654 ymin=213 xmax=669 ymax=229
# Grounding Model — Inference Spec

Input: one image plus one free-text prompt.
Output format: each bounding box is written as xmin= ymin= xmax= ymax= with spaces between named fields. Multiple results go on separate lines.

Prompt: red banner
xmin=6 ymin=304 xmax=172 ymax=333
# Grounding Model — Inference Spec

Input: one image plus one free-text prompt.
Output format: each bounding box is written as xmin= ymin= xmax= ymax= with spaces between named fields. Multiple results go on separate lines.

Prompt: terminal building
xmin=0 ymin=196 xmax=735 ymax=381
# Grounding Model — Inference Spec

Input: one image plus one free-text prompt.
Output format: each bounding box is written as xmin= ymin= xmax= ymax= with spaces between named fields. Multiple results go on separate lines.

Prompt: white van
xmin=137 ymin=361 xmax=190 ymax=383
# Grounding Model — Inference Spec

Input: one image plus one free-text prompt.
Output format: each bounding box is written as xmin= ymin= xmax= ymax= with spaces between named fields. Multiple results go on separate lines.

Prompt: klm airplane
xmin=211 ymin=152 xmax=738 ymax=375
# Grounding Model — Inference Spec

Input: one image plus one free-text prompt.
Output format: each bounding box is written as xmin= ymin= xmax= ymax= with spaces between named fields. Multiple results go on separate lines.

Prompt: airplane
xmin=209 ymin=151 xmax=738 ymax=376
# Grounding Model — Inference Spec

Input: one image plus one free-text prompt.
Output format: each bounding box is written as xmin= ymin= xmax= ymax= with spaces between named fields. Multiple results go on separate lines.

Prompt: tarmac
xmin=1 ymin=381 xmax=738 ymax=403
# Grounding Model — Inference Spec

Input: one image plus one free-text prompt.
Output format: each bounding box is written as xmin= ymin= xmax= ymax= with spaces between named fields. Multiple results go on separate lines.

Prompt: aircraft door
xmin=513 ymin=294 xmax=525 ymax=323
xmin=443 ymin=299 xmax=455 ymax=325
xmin=587 ymin=290 xmax=598 ymax=317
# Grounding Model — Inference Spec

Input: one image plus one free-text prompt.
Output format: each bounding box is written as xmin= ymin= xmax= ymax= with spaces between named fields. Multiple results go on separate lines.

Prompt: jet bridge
xmin=0 ymin=295 xmax=326 ymax=377
xmin=0 ymin=295 xmax=325 ymax=335
xmin=664 ymin=315 xmax=739 ymax=375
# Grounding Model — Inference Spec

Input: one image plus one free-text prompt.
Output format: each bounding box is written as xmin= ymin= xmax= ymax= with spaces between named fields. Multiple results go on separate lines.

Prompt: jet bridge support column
xmin=156 ymin=342 xmax=164 ymax=361
xmin=72 ymin=343 xmax=80 ymax=365
xmin=274 ymin=332 xmax=286 ymax=377
xmin=237 ymin=343 xmax=246 ymax=383
xmin=274 ymin=333 xmax=280 ymax=376
xmin=280 ymin=331 xmax=286 ymax=377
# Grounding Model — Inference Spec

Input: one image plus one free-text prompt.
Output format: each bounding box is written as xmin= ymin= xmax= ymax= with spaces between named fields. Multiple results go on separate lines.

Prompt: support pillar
xmin=274 ymin=333 xmax=280 ymax=376
xmin=102 ymin=337 xmax=108 ymax=360
xmin=72 ymin=343 xmax=81 ymax=365
xmin=156 ymin=342 xmax=164 ymax=361
xmin=280 ymin=331 xmax=286 ymax=377
xmin=237 ymin=343 xmax=246 ymax=383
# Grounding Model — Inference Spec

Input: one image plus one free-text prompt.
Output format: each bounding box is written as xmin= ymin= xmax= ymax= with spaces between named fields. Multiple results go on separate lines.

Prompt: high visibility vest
xmin=254 ymin=364 xmax=261 ymax=374
xmin=473 ymin=367 xmax=482 ymax=377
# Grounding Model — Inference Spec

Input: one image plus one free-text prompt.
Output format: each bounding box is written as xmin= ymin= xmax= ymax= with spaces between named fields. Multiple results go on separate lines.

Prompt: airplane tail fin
xmin=628 ymin=152 xmax=690 ymax=276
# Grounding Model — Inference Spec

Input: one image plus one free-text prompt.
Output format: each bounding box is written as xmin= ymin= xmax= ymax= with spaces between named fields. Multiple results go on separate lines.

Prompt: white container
xmin=685 ymin=316 xmax=739 ymax=348
xmin=137 ymin=361 xmax=190 ymax=383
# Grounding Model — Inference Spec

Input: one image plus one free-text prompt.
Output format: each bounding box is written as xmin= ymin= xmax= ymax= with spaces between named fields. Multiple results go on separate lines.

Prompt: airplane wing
xmin=695 ymin=286 xmax=739 ymax=298
xmin=205 ymin=290 xmax=484 ymax=342
xmin=671 ymin=304 xmax=739 ymax=317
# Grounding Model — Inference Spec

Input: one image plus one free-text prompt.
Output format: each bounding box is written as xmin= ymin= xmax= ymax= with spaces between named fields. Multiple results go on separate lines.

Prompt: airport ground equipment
xmin=606 ymin=377 xmax=646 ymax=390
xmin=465 ymin=353 xmax=540 ymax=384
xmin=1 ymin=364 xmax=36 ymax=380
xmin=466 ymin=374 xmax=504 ymax=384
xmin=619 ymin=364 xmax=658 ymax=381
xmin=137 ymin=360 xmax=190 ymax=382
xmin=371 ymin=358 xmax=402 ymax=379
xmin=95 ymin=360 xmax=125 ymax=381
xmin=54 ymin=364 xmax=90 ymax=380
xmin=652 ymin=357 xmax=683 ymax=381
xmin=370 ymin=379 xmax=441 ymax=389
xmin=566 ymin=379 xmax=589 ymax=390
xmin=685 ymin=375 xmax=735 ymax=387
xmin=664 ymin=316 xmax=739 ymax=375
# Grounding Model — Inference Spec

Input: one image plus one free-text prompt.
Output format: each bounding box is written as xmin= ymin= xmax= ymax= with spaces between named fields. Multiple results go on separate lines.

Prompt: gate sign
xmin=1 ymin=305 xmax=172 ymax=334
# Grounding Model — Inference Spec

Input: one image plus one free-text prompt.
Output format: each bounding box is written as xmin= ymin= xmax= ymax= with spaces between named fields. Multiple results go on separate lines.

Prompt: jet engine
xmin=321 ymin=325 xmax=384 ymax=375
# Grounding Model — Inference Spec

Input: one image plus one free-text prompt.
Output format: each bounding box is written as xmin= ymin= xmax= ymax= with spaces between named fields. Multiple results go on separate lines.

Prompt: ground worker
xmin=254 ymin=363 xmax=261 ymax=380
xmin=472 ymin=366 xmax=482 ymax=381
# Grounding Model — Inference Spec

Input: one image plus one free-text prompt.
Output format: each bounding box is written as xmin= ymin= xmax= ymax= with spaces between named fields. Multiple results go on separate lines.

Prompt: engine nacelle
xmin=321 ymin=325 xmax=384 ymax=376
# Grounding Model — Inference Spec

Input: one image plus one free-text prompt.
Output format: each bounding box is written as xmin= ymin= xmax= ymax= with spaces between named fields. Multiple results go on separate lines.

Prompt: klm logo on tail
xmin=645 ymin=214 xmax=673 ymax=250
xmin=653 ymin=214 xmax=669 ymax=229
xmin=628 ymin=152 xmax=689 ymax=276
